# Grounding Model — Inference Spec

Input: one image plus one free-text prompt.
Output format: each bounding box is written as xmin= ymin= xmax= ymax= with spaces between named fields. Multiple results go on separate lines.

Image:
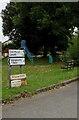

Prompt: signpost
xmin=8 ymin=58 xmax=25 ymax=66
xmin=8 ymin=49 xmax=26 ymax=88
xmin=9 ymin=49 xmax=25 ymax=58
xmin=10 ymin=74 xmax=26 ymax=80
xmin=11 ymin=80 xmax=21 ymax=88
xmin=10 ymin=74 xmax=26 ymax=88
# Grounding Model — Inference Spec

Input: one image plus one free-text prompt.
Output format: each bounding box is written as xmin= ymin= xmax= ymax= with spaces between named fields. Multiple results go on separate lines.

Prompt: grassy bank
xmin=2 ymin=57 xmax=77 ymax=99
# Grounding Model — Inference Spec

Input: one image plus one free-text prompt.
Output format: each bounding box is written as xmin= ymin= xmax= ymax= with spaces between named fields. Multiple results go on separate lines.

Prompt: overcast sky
xmin=0 ymin=1 xmax=10 ymax=43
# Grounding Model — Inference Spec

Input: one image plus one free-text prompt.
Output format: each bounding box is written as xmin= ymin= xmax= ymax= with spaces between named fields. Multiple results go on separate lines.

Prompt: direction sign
xmin=9 ymin=58 xmax=25 ymax=66
xmin=10 ymin=74 xmax=26 ymax=80
xmin=11 ymin=80 xmax=21 ymax=88
xmin=9 ymin=49 xmax=25 ymax=58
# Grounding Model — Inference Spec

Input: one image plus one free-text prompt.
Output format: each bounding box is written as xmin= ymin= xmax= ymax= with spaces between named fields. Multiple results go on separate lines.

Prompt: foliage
xmin=69 ymin=36 xmax=79 ymax=66
xmin=1 ymin=2 xmax=79 ymax=57
xmin=2 ymin=43 xmax=16 ymax=52
xmin=62 ymin=35 xmax=79 ymax=66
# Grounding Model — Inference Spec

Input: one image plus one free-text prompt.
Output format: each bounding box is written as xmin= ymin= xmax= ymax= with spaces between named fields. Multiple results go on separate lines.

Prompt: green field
xmin=2 ymin=57 xmax=77 ymax=99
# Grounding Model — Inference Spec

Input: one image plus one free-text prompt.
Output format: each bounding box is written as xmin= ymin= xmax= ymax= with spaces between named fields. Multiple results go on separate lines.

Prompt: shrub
xmin=62 ymin=36 xmax=79 ymax=66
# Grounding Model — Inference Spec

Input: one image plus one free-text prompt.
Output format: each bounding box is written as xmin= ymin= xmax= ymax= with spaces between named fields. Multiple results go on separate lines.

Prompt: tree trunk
xmin=50 ymin=47 xmax=56 ymax=58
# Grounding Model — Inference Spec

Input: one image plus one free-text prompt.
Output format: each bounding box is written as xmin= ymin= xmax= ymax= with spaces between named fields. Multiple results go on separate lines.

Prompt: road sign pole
xmin=20 ymin=65 xmax=22 ymax=74
xmin=8 ymin=65 xmax=12 ymax=88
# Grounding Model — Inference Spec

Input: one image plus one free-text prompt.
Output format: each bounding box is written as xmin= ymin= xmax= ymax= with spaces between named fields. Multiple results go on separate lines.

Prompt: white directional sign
xmin=9 ymin=58 xmax=25 ymax=65
xmin=10 ymin=74 xmax=26 ymax=80
xmin=11 ymin=80 xmax=21 ymax=88
xmin=9 ymin=49 xmax=25 ymax=58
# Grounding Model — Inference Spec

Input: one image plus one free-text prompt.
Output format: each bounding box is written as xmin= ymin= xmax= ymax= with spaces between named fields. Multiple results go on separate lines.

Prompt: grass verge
xmin=2 ymin=57 xmax=77 ymax=99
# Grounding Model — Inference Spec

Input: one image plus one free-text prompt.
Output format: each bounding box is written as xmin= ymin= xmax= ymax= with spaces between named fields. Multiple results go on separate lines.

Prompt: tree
xmin=1 ymin=2 xmax=79 ymax=57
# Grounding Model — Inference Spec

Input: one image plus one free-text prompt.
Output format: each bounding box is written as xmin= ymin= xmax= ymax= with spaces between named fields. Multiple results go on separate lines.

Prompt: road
xmin=2 ymin=82 xmax=77 ymax=118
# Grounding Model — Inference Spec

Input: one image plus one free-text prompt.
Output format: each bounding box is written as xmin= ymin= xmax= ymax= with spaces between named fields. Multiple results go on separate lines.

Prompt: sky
xmin=0 ymin=1 xmax=10 ymax=43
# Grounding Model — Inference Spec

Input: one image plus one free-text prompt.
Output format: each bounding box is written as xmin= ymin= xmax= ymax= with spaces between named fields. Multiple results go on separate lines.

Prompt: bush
xmin=62 ymin=36 xmax=79 ymax=66
xmin=2 ymin=43 xmax=16 ymax=51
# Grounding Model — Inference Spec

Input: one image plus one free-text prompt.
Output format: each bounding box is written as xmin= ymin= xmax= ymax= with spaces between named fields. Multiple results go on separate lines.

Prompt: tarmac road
xmin=2 ymin=82 xmax=77 ymax=118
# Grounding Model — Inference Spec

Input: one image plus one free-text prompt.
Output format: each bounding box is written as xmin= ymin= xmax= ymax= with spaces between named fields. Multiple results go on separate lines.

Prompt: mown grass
xmin=2 ymin=57 xmax=77 ymax=99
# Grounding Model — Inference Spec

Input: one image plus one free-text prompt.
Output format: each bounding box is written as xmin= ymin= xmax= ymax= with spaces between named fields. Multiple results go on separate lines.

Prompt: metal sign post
xmin=8 ymin=65 xmax=12 ymax=88
xmin=20 ymin=65 xmax=22 ymax=74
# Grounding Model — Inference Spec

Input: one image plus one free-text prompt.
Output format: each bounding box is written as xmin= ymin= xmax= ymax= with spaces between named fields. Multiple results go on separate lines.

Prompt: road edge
xmin=1 ymin=77 xmax=79 ymax=104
